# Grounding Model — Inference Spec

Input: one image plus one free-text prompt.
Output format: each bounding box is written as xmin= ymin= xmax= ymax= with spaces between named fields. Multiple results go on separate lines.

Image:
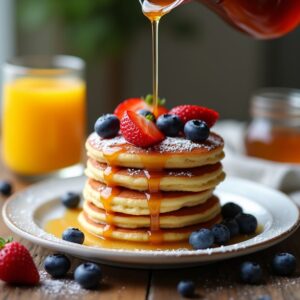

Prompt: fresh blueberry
xmin=60 ymin=192 xmax=81 ymax=209
xmin=177 ymin=280 xmax=195 ymax=298
xmin=137 ymin=109 xmax=156 ymax=122
xmin=74 ymin=262 xmax=102 ymax=289
xmin=235 ymin=213 xmax=258 ymax=234
xmin=271 ymin=253 xmax=296 ymax=276
xmin=184 ymin=120 xmax=210 ymax=143
xmin=257 ymin=296 xmax=272 ymax=300
xmin=222 ymin=218 xmax=240 ymax=238
xmin=189 ymin=228 xmax=214 ymax=250
xmin=62 ymin=228 xmax=85 ymax=244
xmin=240 ymin=261 xmax=263 ymax=284
xmin=44 ymin=254 xmax=71 ymax=278
xmin=221 ymin=202 xmax=243 ymax=219
xmin=94 ymin=114 xmax=120 ymax=139
xmin=211 ymin=224 xmax=230 ymax=245
xmin=156 ymin=114 xmax=183 ymax=137
xmin=0 ymin=181 xmax=12 ymax=196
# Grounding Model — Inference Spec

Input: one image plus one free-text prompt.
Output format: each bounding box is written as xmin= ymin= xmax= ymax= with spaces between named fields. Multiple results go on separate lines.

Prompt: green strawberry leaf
xmin=143 ymin=94 xmax=166 ymax=107
xmin=0 ymin=237 xmax=13 ymax=249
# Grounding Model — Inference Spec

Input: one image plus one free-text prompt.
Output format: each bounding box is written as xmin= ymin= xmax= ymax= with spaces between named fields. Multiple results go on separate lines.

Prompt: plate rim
xmin=2 ymin=176 xmax=300 ymax=262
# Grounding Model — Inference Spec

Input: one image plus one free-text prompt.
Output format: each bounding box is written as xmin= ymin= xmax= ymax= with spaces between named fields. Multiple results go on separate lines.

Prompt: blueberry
xmin=94 ymin=114 xmax=120 ymax=139
xmin=137 ymin=109 xmax=156 ymax=122
xmin=0 ymin=181 xmax=12 ymax=196
xmin=74 ymin=262 xmax=102 ymax=289
xmin=156 ymin=114 xmax=183 ymax=137
xmin=235 ymin=213 xmax=258 ymax=234
xmin=60 ymin=192 xmax=81 ymax=209
xmin=62 ymin=228 xmax=85 ymax=244
xmin=177 ymin=280 xmax=195 ymax=298
xmin=189 ymin=228 xmax=214 ymax=250
xmin=44 ymin=254 xmax=71 ymax=278
xmin=222 ymin=219 xmax=240 ymax=238
xmin=221 ymin=202 xmax=243 ymax=219
xmin=211 ymin=224 xmax=230 ymax=245
xmin=184 ymin=120 xmax=210 ymax=143
xmin=257 ymin=296 xmax=272 ymax=300
xmin=271 ymin=253 xmax=296 ymax=276
xmin=240 ymin=261 xmax=263 ymax=284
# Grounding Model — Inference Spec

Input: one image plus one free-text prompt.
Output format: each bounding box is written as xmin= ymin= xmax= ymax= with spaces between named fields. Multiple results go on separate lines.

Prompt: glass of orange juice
xmin=1 ymin=55 xmax=86 ymax=179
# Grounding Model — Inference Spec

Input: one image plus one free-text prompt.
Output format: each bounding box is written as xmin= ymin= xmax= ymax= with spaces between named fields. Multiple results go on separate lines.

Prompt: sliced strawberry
xmin=0 ymin=238 xmax=40 ymax=285
xmin=120 ymin=111 xmax=165 ymax=147
xmin=169 ymin=105 xmax=219 ymax=128
xmin=114 ymin=96 xmax=168 ymax=119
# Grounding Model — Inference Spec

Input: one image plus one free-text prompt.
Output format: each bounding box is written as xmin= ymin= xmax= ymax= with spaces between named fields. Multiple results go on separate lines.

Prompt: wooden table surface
xmin=1 ymin=159 xmax=300 ymax=300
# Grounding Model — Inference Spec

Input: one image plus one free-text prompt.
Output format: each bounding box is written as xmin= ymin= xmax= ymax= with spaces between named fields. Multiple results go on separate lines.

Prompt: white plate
xmin=2 ymin=176 xmax=300 ymax=269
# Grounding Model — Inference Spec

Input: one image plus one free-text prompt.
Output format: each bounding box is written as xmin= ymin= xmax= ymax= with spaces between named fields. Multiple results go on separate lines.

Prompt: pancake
xmin=78 ymin=211 xmax=222 ymax=243
xmin=84 ymin=178 xmax=214 ymax=215
xmin=86 ymin=159 xmax=225 ymax=192
xmin=82 ymin=196 xmax=221 ymax=229
xmin=86 ymin=132 xmax=224 ymax=169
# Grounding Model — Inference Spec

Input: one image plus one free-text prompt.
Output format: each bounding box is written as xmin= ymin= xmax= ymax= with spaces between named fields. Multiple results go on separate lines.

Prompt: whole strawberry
xmin=169 ymin=105 xmax=219 ymax=128
xmin=0 ymin=238 xmax=40 ymax=285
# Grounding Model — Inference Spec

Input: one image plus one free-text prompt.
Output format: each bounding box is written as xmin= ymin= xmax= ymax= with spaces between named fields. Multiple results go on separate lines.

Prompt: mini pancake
xmin=82 ymin=195 xmax=221 ymax=229
xmin=86 ymin=132 xmax=224 ymax=169
xmin=85 ymin=159 xmax=225 ymax=192
xmin=83 ymin=179 xmax=214 ymax=215
xmin=78 ymin=211 xmax=222 ymax=243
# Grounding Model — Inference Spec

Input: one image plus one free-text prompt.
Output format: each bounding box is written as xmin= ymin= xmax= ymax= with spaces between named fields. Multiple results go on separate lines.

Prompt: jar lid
xmin=251 ymin=88 xmax=300 ymax=120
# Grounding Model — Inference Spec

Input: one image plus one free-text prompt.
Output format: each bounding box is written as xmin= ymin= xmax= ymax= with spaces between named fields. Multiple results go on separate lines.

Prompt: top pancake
xmin=86 ymin=132 xmax=224 ymax=169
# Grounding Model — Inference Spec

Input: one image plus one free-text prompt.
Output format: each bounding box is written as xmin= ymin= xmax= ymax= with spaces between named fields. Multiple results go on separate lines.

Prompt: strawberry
xmin=0 ymin=238 xmax=40 ymax=285
xmin=169 ymin=105 xmax=219 ymax=128
xmin=114 ymin=95 xmax=169 ymax=119
xmin=120 ymin=110 xmax=165 ymax=147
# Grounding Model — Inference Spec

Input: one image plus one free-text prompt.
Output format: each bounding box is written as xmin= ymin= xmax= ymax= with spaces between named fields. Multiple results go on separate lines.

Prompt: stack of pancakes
xmin=79 ymin=132 xmax=225 ymax=243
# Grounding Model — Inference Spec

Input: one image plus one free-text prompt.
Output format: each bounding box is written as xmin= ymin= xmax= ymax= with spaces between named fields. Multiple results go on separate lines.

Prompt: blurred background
xmin=1 ymin=0 xmax=300 ymax=131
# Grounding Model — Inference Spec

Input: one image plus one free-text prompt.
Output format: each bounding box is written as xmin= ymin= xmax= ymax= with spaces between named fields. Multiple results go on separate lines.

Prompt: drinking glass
xmin=1 ymin=55 xmax=86 ymax=179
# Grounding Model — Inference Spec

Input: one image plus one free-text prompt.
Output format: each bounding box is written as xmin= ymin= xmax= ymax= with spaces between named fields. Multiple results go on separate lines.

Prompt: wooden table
xmin=1 ymin=159 xmax=300 ymax=300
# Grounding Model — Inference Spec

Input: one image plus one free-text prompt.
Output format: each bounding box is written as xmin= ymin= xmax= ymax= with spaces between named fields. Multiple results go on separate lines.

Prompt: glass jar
xmin=245 ymin=88 xmax=300 ymax=164
xmin=1 ymin=55 xmax=86 ymax=178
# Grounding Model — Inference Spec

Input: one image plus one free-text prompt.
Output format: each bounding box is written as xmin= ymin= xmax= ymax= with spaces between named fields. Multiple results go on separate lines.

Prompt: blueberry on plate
xmin=184 ymin=120 xmax=210 ymax=143
xmin=222 ymin=218 xmax=239 ymax=238
xmin=0 ymin=180 xmax=12 ymax=196
xmin=221 ymin=202 xmax=243 ymax=219
xmin=177 ymin=280 xmax=195 ymax=298
xmin=189 ymin=228 xmax=214 ymax=250
xmin=94 ymin=114 xmax=120 ymax=139
xmin=240 ymin=261 xmax=263 ymax=284
xmin=62 ymin=228 xmax=85 ymax=244
xmin=44 ymin=254 xmax=71 ymax=278
xmin=74 ymin=262 xmax=102 ymax=289
xmin=137 ymin=109 xmax=156 ymax=122
xmin=60 ymin=192 xmax=81 ymax=209
xmin=271 ymin=253 xmax=296 ymax=276
xmin=235 ymin=213 xmax=258 ymax=234
xmin=257 ymin=295 xmax=272 ymax=300
xmin=211 ymin=224 xmax=231 ymax=245
xmin=156 ymin=114 xmax=183 ymax=137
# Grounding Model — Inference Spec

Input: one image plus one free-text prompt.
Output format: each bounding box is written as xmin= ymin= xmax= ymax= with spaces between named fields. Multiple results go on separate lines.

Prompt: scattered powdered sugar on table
xmin=40 ymin=271 xmax=87 ymax=296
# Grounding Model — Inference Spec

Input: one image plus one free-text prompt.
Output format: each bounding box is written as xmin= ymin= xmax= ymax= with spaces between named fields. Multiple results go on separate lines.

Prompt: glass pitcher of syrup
xmin=197 ymin=0 xmax=300 ymax=39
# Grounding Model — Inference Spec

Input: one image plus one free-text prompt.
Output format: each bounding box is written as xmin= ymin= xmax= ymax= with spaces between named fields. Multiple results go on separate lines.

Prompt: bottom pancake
xmin=78 ymin=211 xmax=222 ymax=243
xmin=82 ymin=196 xmax=221 ymax=229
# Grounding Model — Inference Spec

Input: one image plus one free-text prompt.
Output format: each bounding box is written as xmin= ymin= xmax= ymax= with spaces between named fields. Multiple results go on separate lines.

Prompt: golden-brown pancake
xmin=82 ymin=196 xmax=221 ymax=229
xmin=78 ymin=211 xmax=222 ymax=243
xmin=85 ymin=159 xmax=225 ymax=192
xmin=86 ymin=132 xmax=224 ymax=169
xmin=83 ymin=178 xmax=214 ymax=215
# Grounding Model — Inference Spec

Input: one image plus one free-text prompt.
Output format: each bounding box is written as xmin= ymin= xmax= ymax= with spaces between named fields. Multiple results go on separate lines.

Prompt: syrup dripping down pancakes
xmin=79 ymin=131 xmax=225 ymax=243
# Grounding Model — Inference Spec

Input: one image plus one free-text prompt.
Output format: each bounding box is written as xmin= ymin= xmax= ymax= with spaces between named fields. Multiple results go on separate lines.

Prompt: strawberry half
xmin=120 ymin=110 xmax=165 ymax=147
xmin=114 ymin=95 xmax=168 ymax=119
xmin=169 ymin=105 xmax=219 ymax=128
xmin=0 ymin=238 xmax=40 ymax=285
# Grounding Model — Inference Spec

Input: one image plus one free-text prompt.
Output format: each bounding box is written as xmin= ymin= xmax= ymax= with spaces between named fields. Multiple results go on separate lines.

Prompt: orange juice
xmin=2 ymin=77 xmax=86 ymax=175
